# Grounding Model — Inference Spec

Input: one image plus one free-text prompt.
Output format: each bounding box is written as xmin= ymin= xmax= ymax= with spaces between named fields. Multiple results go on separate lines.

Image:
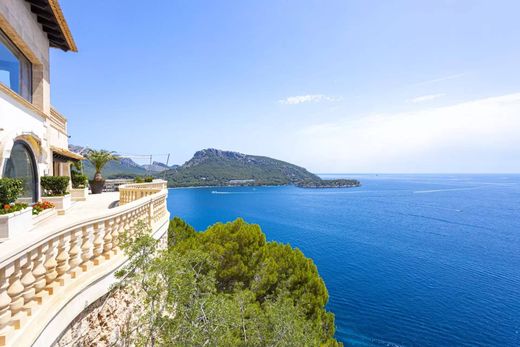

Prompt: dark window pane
xmin=3 ymin=142 xmax=37 ymax=203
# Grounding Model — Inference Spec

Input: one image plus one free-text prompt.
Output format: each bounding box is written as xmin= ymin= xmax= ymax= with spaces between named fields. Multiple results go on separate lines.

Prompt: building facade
xmin=0 ymin=0 xmax=81 ymax=203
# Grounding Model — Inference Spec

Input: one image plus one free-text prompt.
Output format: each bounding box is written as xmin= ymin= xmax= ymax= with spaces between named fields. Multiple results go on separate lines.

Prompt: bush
xmin=71 ymin=170 xmax=88 ymax=188
xmin=144 ymin=176 xmax=154 ymax=183
xmin=0 ymin=177 xmax=24 ymax=205
xmin=134 ymin=176 xmax=144 ymax=183
xmin=41 ymin=176 xmax=70 ymax=196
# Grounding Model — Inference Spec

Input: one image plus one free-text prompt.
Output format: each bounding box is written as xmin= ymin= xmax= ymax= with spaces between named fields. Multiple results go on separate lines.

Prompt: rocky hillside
xmin=163 ymin=148 xmax=321 ymax=187
xmin=69 ymin=145 xmax=168 ymax=179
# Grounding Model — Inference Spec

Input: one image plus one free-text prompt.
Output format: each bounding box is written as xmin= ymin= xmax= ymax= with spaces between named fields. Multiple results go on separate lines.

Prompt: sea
xmin=166 ymin=174 xmax=520 ymax=347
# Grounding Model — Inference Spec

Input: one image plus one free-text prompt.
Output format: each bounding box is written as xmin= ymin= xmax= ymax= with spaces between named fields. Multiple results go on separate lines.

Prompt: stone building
xmin=0 ymin=0 xmax=82 ymax=203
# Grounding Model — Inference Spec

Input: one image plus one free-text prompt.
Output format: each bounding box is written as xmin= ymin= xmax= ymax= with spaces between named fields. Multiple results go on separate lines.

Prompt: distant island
xmin=70 ymin=146 xmax=360 ymax=189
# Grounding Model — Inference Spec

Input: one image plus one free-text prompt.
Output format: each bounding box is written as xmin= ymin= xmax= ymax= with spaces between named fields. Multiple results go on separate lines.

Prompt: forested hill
xmin=161 ymin=148 xmax=360 ymax=188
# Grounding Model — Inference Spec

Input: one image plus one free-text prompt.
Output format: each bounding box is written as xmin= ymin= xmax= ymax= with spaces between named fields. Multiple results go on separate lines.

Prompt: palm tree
xmin=85 ymin=149 xmax=120 ymax=193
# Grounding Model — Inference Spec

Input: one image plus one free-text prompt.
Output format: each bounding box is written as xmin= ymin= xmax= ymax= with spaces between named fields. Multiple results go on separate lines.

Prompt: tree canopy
xmin=117 ymin=218 xmax=342 ymax=346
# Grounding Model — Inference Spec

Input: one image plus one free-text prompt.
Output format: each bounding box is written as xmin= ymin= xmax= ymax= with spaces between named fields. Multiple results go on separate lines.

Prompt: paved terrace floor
xmin=0 ymin=192 xmax=119 ymax=262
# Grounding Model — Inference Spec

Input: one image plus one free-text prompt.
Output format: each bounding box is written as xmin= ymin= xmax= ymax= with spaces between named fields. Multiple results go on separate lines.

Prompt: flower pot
xmin=0 ymin=207 xmax=32 ymax=239
xmin=32 ymin=207 xmax=56 ymax=225
xmin=70 ymin=187 xmax=89 ymax=201
xmin=89 ymin=179 xmax=105 ymax=194
xmin=44 ymin=194 xmax=72 ymax=214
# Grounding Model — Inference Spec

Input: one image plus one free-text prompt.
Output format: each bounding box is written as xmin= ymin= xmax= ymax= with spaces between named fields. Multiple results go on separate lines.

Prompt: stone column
xmin=0 ymin=266 xmax=13 ymax=330
xmin=44 ymin=239 xmax=58 ymax=291
xmin=68 ymin=229 xmax=81 ymax=278
xmin=80 ymin=225 xmax=94 ymax=272
xmin=93 ymin=222 xmax=105 ymax=265
xmin=56 ymin=233 xmax=71 ymax=286
xmin=7 ymin=260 xmax=24 ymax=316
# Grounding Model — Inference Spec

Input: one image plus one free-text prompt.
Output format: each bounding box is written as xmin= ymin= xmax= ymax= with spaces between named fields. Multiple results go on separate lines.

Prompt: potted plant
xmin=85 ymin=150 xmax=120 ymax=194
xmin=0 ymin=178 xmax=32 ymax=238
xmin=70 ymin=161 xmax=89 ymax=201
xmin=41 ymin=176 xmax=71 ymax=213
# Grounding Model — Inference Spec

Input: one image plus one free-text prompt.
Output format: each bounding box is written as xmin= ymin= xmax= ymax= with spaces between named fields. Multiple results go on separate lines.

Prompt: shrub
xmin=71 ymin=170 xmax=88 ymax=188
xmin=0 ymin=177 xmax=24 ymax=205
xmin=41 ymin=176 xmax=70 ymax=196
xmin=134 ymin=176 xmax=144 ymax=183
xmin=144 ymin=176 xmax=154 ymax=183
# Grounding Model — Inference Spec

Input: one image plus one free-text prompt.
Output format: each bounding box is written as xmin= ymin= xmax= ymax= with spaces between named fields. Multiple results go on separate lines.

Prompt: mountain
xmin=162 ymin=148 xmax=360 ymax=188
xmin=69 ymin=145 xmax=148 ymax=178
xmin=142 ymin=161 xmax=172 ymax=172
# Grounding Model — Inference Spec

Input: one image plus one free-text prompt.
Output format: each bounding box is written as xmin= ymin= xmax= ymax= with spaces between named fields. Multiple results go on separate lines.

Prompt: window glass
xmin=0 ymin=30 xmax=32 ymax=101
xmin=3 ymin=142 xmax=38 ymax=203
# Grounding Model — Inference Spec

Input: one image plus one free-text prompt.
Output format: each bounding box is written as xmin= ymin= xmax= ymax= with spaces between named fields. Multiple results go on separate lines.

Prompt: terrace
xmin=0 ymin=180 xmax=170 ymax=346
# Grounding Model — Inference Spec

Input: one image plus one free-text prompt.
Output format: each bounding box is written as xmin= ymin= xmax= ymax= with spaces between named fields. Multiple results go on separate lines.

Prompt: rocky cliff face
xmin=54 ymin=288 xmax=139 ymax=347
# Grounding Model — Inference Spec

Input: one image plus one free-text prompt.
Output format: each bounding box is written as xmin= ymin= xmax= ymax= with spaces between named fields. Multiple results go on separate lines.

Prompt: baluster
xmin=80 ymin=225 xmax=94 ymax=272
xmin=93 ymin=222 xmax=105 ymax=265
xmin=68 ymin=229 xmax=81 ymax=278
xmin=7 ymin=260 xmax=24 ymax=317
xmin=56 ymin=233 xmax=71 ymax=286
xmin=112 ymin=216 xmax=122 ymax=255
xmin=33 ymin=245 xmax=47 ymax=304
xmin=20 ymin=252 xmax=36 ymax=315
xmin=103 ymin=220 xmax=114 ymax=259
xmin=44 ymin=239 xmax=58 ymax=294
xmin=0 ymin=266 xmax=13 ymax=331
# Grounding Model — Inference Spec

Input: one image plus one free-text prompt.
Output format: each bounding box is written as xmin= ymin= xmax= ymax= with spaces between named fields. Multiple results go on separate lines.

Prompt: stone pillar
xmin=56 ymin=234 xmax=71 ymax=286
xmin=68 ymin=229 xmax=81 ymax=278
xmin=7 ymin=260 xmax=24 ymax=316
xmin=0 ymin=266 xmax=13 ymax=330
xmin=44 ymin=239 xmax=58 ymax=290
xmin=80 ymin=225 xmax=94 ymax=272
xmin=93 ymin=222 xmax=105 ymax=265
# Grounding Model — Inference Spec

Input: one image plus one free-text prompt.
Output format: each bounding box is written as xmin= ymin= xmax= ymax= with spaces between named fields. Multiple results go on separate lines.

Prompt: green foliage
xmin=70 ymin=171 xmax=88 ymax=188
xmin=162 ymin=149 xmax=321 ymax=187
xmin=167 ymin=216 xmax=196 ymax=248
xmin=70 ymin=161 xmax=88 ymax=188
xmin=0 ymin=177 xmax=24 ymax=205
xmin=117 ymin=218 xmax=342 ymax=346
xmin=0 ymin=202 xmax=28 ymax=215
xmin=41 ymin=176 xmax=69 ymax=196
xmin=84 ymin=149 xmax=120 ymax=176
xmin=133 ymin=176 xmax=153 ymax=183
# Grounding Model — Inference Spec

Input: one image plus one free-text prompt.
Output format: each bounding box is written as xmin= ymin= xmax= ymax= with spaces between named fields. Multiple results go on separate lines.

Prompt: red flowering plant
xmin=32 ymin=201 xmax=55 ymax=215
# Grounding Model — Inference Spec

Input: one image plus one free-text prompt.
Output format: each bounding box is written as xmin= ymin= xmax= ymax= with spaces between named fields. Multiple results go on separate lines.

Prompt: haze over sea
xmin=167 ymin=174 xmax=520 ymax=346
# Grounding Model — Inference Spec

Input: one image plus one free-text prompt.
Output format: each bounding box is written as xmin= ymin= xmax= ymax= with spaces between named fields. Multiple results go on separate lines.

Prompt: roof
xmin=51 ymin=146 xmax=84 ymax=162
xmin=25 ymin=0 xmax=77 ymax=52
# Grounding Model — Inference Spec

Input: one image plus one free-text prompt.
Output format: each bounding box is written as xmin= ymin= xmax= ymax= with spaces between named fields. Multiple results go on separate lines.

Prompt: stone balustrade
xmin=0 ymin=180 xmax=169 ymax=346
xmin=118 ymin=180 xmax=168 ymax=205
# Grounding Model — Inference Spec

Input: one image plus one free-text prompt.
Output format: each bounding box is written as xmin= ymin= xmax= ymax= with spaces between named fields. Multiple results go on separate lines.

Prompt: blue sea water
xmin=166 ymin=174 xmax=520 ymax=347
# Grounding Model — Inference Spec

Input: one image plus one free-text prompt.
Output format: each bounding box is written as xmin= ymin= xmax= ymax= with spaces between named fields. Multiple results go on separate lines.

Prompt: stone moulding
xmin=32 ymin=207 xmax=56 ymax=226
xmin=0 ymin=180 xmax=169 ymax=347
xmin=70 ymin=188 xmax=88 ymax=202
xmin=43 ymin=194 xmax=72 ymax=214
xmin=0 ymin=208 xmax=32 ymax=239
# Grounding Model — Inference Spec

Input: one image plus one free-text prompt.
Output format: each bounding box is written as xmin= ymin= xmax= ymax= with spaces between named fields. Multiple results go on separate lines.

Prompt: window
xmin=0 ymin=30 xmax=31 ymax=101
xmin=3 ymin=141 xmax=38 ymax=203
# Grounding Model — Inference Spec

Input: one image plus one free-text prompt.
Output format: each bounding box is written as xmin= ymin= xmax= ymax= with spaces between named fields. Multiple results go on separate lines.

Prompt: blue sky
xmin=51 ymin=0 xmax=520 ymax=173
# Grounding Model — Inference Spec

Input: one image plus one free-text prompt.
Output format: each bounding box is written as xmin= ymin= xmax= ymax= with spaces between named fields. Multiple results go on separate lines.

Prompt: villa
xmin=0 ymin=1 xmax=170 ymax=346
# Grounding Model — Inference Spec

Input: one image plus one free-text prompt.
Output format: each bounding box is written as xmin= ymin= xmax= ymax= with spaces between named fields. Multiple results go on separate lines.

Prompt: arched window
xmin=3 ymin=141 xmax=38 ymax=202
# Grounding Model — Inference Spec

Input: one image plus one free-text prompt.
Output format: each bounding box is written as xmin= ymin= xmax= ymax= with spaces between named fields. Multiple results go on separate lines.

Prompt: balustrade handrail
xmin=0 ymin=180 xmax=170 ymax=346
xmin=0 ymin=189 xmax=166 ymax=268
